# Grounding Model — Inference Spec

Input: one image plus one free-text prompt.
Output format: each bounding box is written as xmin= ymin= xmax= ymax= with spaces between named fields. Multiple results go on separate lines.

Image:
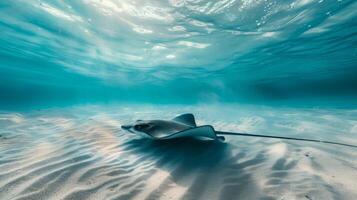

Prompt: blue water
xmin=0 ymin=0 xmax=356 ymax=108
xmin=1 ymin=2 xmax=357 ymax=199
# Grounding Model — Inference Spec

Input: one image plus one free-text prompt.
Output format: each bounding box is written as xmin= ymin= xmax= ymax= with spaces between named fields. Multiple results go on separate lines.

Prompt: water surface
xmin=1 ymin=0 xmax=356 ymax=107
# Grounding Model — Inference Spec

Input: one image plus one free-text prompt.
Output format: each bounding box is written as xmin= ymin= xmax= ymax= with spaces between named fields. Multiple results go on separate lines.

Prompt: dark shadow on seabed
xmin=120 ymin=138 xmax=268 ymax=200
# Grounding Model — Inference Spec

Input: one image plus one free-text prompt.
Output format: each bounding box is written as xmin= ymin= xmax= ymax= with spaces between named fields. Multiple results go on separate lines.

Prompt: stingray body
xmin=121 ymin=114 xmax=225 ymax=141
xmin=121 ymin=113 xmax=357 ymax=148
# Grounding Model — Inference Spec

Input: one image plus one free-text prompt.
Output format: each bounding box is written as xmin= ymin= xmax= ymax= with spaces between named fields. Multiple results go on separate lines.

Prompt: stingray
xmin=121 ymin=113 xmax=357 ymax=148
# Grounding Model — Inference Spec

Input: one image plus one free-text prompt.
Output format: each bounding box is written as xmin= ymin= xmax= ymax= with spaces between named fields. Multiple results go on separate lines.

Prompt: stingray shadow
xmin=122 ymin=138 xmax=228 ymax=172
xmin=120 ymin=138 xmax=265 ymax=199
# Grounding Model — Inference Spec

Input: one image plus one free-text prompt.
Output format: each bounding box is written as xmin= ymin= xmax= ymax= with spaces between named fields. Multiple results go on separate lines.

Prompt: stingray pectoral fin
xmin=162 ymin=125 xmax=222 ymax=141
xmin=172 ymin=113 xmax=197 ymax=127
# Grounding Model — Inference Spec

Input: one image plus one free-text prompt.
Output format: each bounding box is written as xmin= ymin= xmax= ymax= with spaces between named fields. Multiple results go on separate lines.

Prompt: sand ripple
xmin=0 ymin=105 xmax=356 ymax=200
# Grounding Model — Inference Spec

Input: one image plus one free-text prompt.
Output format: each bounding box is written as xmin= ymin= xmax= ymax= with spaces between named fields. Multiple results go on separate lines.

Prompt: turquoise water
xmin=1 ymin=0 xmax=356 ymax=108
xmin=1 ymin=2 xmax=357 ymax=199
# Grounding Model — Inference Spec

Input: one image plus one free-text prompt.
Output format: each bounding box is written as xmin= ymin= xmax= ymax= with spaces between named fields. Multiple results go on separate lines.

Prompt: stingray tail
xmin=215 ymin=131 xmax=357 ymax=148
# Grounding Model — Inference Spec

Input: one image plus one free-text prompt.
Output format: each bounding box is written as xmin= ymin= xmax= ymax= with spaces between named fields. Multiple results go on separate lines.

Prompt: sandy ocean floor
xmin=0 ymin=104 xmax=356 ymax=200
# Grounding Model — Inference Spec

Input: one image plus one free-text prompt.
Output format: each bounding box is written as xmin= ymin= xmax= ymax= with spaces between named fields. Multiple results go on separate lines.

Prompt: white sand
xmin=0 ymin=104 xmax=356 ymax=200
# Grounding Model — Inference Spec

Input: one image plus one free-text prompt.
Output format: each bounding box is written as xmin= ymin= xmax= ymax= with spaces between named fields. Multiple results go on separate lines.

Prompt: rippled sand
xmin=0 ymin=105 xmax=356 ymax=200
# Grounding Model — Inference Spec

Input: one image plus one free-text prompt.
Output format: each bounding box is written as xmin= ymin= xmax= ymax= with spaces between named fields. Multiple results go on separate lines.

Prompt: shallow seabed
xmin=0 ymin=104 xmax=357 ymax=200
